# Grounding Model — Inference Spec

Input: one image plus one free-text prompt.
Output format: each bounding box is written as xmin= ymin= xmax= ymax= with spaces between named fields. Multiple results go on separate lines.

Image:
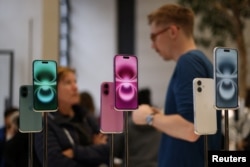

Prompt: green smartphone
xmin=32 ymin=60 xmax=58 ymax=112
xmin=19 ymin=85 xmax=43 ymax=133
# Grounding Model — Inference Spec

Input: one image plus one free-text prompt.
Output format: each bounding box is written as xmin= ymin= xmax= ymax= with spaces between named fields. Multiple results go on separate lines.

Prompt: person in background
xmin=0 ymin=107 xmax=19 ymax=167
xmin=132 ymin=3 xmax=221 ymax=167
xmin=79 ymin=91 xmax=96 ymax=117
xmin=79 ymin=91 xmax=100 ymax=127
xmin=35 ymin=66 xmax=109 ymax=167
xmin=235 ymin=89 xmax=250 ymax=150
xmin=114 ymin=88 xmax=161 ymax=167
xmin=0 ymin=107 xmax=40 ymax=167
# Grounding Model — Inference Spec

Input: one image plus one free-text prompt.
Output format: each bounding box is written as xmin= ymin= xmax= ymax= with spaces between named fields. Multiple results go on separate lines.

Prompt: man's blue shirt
xmin=158 ymin=50 xmax=221 ymax=167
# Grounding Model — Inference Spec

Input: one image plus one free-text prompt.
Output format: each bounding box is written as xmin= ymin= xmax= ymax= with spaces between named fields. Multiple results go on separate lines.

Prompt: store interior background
xmin=1 ymin=0 xmax=250 ymax=134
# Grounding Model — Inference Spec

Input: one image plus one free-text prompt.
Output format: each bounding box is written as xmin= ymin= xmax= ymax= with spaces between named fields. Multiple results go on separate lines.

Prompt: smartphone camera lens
xmin=103 ymin=83 xmax=109 ymax=95
xmin=104 ymin=90 xmax=109 ymax=95
xmin=197 ymin=80 xmax=202 ymax=86
xmin=197 ymin=87 xmax=202 ymax=92
xmin=104 ymin=83 xmax=109 ymax=89
xmin=21 ymin=87 xmax=28 ymax=97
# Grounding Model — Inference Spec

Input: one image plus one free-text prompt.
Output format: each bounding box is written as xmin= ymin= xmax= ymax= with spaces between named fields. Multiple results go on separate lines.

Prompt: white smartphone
xmin=193 ymin=78 xmax=217 ymax=135
xmin=213 ymin=47 xmax=239 ymax=109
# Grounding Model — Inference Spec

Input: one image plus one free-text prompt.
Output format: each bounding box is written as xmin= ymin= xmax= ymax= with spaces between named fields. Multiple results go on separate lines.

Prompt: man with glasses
xmin=132 ymin=3 xmax=221 ymax=167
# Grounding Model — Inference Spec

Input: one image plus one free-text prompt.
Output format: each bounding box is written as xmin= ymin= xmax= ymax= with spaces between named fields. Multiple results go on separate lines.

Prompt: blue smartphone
xmin=32 ymin=60 xmax=58 ymax=112
xmin=213 ymin=47 xmax=239 ymax=109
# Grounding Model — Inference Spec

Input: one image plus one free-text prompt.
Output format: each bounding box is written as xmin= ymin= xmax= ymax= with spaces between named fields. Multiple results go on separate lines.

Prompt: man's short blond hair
xmin=148 ymin=4 xmax=194 ymax=38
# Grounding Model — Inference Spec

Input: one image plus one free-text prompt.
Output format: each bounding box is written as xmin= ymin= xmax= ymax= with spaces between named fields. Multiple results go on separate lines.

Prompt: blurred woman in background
xmin=35 ymin=66 xmax=109 ymax=167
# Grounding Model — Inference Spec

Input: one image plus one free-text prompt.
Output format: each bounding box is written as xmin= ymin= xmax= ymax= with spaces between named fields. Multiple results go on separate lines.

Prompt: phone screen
xmin=214 ymin=47 xmax=238 ymax=109
xmin=19 ymin=85 xmax=43 ymax=133
xmin=100 ymin=82 xmax=123 ymax=133
xmin=114 ymin=55 xmax=138 ymax=110
xmin=33 ymin=60 xmax=58 ymax=111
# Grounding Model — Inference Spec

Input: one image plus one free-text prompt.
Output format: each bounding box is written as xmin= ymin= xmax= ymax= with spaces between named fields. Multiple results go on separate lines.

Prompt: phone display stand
xmin=224 ymin=109 xmax=229 ymax=150
xmin=105 ymin=110 xmax=129 ymax=167
xmin=28 ymin=134 xmax=33 ymax=167
xmin=19 ymin=122 xmax=41 ymax=167
xmin=204 ymin=135 xmax=208 ymax=167
xmin=18 ymin=127 xmax=39 ymax=167
xmin=105 ymin=133 xmax=115 ymax=167
xmin=100 ymin=113 xmax=128 ymax=167
xmin=223 ymin=108 xmax=240 ymax=150
xmin=104 ymin=111 xmax=129 ymax=167
xmin=213 ymin=47 xmax=239 ymax=151
xmin=43 ymin=112 xmax=48 ymax=167
xmin=23 ymin=112 xmax=48 ymax=167
xmin=28 ymin=133 xmax=34 ymax=167
xmin=123 ymin=111 xmax=129 ymax=167
xmin=109 ymin=134 xmax=114 ymax=167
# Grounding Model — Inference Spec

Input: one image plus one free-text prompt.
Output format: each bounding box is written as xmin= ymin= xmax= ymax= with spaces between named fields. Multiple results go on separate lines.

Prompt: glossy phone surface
xmin=214 ymin=47 xmax=238 ymax=109
xmin=100 ymin=82 xmax=124 ymax=134
xmin=33 ymin=60 xmax=58 ymax=112
xmin=193 ymin=78 xmax=217 ymax=135
xmin=114 ymin=55 xmax=138 ymax=111
xmin=19 ymin=85 xmax=43 ymax=133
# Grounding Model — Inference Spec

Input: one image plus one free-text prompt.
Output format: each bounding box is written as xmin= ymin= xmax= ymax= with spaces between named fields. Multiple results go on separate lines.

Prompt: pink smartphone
xmin=114 ymin=55 xmax=138 ymax=111
xmin=100 ymin=82 xmax=124 ymax=133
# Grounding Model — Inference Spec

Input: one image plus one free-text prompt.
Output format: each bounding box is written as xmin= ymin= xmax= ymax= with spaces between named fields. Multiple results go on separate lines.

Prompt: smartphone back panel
xmin=33 ymin=60 xmax=58 ymax=112
xmin=19 ymin=85 xmax=43 ymax=133
xmin=193 ymin=78 xmax=217 ymax=135
xmin=213 ymin=47 xmax=238 ymax=109
xmin=100 ymin=82 xmax=123 ymax=133
xmin=114 ymin=55 xmax=138 ymax=111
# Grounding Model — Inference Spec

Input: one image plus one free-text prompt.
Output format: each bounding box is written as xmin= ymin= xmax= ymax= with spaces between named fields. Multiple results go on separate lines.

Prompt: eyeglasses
xmin=150 ymin=26 xmax=170 ymax=42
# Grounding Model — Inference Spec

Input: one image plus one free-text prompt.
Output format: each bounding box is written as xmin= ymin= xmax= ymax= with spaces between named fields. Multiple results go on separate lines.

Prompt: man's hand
xmin=132 ymin=104 xmax=156 ymax=125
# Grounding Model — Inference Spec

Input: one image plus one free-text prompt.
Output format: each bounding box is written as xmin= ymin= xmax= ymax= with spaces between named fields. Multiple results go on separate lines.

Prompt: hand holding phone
xmin=114 ymin=55 xmax=138 ymax=111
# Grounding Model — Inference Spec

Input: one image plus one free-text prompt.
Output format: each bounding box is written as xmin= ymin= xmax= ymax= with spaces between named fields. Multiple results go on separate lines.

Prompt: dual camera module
xmin=21 ymin=86 xmax=28 ymax=97
xmin=103 ymin=83 xmax=109 ymax=95
xmin=197 ymin=80 xmax=202 ymax=92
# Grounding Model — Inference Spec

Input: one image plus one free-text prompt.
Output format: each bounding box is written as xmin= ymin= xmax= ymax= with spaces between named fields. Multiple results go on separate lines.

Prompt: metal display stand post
xmin=224 ymin=109 xmax=229 ymax=150
xmin=28 ymin=133 xmax=33 ymax=167
xmin=123 ymin=111 xmax=129 ymax=167
xmin=43 ymin=112 xmax=48 ymax=167
xmin=109 ymin=134 xmax=114 ymax=167
xmin=204 ymin=135 xmax=208 ymax=167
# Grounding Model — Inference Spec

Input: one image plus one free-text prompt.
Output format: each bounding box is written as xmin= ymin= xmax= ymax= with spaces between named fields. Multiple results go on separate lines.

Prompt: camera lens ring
xmin=197 ymin=87 xmax=202 ymax=92
xmin=197 ymin=80 xmax=202 ymax=86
